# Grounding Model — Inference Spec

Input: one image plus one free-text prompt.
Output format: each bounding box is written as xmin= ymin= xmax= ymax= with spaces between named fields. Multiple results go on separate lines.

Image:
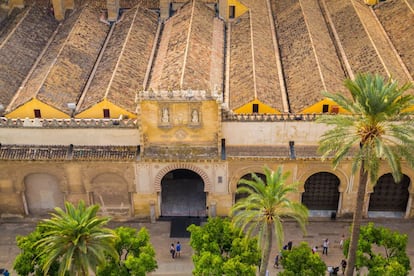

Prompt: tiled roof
xmin=143 ymin=145 xmax=219 ymax=160
xmin=373 ymin=0 xmax=414 ymax=81
xmin=0 ymin=5 xmax=58 ymax=109
xmin=0 ymin=144 xmax=139 ymax=160
xmin=148 ymin=1 xmax=222 ymax=91
xmin=228 ymin=13 xmax=254 ymax=110
xmin=72 ymin=145 xmax=138 ymax=160
xmin=323 ymin=0 xmax=387 ymax=76
xmin=78 ymin=6 xmax=159 ymax=113
xmin=235 ymin=0 xmax=284 ymax=111
xmin=271 ymin=0 xmax=327 ymax=113
xmin=8 ymin=6 xmax=109 ymax=114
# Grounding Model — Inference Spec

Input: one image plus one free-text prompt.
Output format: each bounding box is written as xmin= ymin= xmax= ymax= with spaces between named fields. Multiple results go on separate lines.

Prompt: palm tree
xmin=231 ymin=166 xmax=308 ymax=276
xmin=35 ymin=200 xmax=118 ymax=276
xmin=317 ymin=73 xmax=414 ymax=276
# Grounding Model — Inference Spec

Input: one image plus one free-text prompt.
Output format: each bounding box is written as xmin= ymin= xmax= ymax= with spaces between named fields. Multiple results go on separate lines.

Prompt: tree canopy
xmin=231 ymin=166 xmax=308 ymax=276
xmin=317 ymin=73 xmax=414 ymax=275
xmin=97 ymin=226 xmax=157 ymax=276
xmin=343 ymin=223 xmax=411 ymax=276
xmin=279 ymin=242 xmax=326 ymax=276
xmin=188 ymin=217 xmax=260 ymax=276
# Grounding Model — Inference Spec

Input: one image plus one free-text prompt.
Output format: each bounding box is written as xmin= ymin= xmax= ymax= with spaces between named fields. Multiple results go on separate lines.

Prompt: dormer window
xmin=103 ymin=109 xmax=110 ymax=118
xmin=34 ymin=109 xmax=41 ymax=118
xmin=229 ymin=6 xmax=235 ymax=19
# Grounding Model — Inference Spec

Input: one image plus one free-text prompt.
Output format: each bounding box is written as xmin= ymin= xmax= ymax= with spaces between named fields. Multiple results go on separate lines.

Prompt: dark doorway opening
xmin=302 ymin=172 xmax=340 ymax=215
xmin=235 ymin=172 xmax=266 ymax=203
xmin=369 ymin=173 xmax=410 ymax=212
xmin=161 ymin=169 xmax=206 ymax=217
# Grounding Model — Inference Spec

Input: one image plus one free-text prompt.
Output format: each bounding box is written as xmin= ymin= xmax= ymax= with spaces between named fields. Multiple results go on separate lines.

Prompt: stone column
xmin=106 ymin=0 xmax=119 ymax=22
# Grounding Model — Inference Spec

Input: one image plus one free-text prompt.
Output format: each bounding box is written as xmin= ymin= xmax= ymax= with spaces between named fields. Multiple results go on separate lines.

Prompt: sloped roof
xmin=0 ymin=5 xmax=58 ymax=109
xmin=77 ymin=6 xmax=159 ymax=114
xmin=148 ymin=0 xmax=223 ymax=92
xmin=271 ymin=0 xmax=340 ymax=113
xmin=231 ymin=0 xmax=284 ymax=112
xmin=8 ymin=6 xmax=109 ymax=114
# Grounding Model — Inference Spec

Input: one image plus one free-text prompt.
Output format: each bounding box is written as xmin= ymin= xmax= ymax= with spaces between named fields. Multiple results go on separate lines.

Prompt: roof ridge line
xmin=180 ymin=0 xmax=196 ymax=89
xmin=0 ymin=4 xmax=32 ymax=50
xmin=104 ymin=4 xmax=142 ymax=100
xmin=33 ymin=8 xmax=85 ymax=100
xmin=6 ymin=19 xmax=63 ymax=112
xmin=248 ymin=9 xmax=257 ymax=100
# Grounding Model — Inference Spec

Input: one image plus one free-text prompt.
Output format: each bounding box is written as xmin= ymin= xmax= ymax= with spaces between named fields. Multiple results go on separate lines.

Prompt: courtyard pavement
xmin=1 ymin=217 xmax=414 ymax=275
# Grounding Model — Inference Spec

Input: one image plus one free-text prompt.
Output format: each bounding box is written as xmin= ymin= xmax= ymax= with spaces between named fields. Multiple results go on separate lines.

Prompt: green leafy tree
xmin=279 ymin=242 xmax=326 ymax=276
xmin=188 ymin=217 xmax=260 ymax=276
xmin=230 ymin=166 xmax=308 ymax=276
xmin=343 ymin=223 xmax=410 ymax=275
xmin=35 ymin=200 xmax=118 ymax=276
xmin=97 ymin=226 xmax=157 ymax=276
xmin=317 ymin=73 xmax=414 ymax=276
xmin=14 ymin=226 xmax=59 ymax=276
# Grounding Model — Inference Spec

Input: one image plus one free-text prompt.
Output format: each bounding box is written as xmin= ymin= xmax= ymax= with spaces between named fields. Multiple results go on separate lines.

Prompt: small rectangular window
xmin=229 ymin=5 xmax=235 ymax=19
xmin=322 ymin=104 xmax=329 ymax=113
xmin=253 ymin=104 xmax=259 ymax=113
xmin=103 ymin=109 xmax=110 ymax=118
xmin=34 ymin=109 xmax=41 ymax=118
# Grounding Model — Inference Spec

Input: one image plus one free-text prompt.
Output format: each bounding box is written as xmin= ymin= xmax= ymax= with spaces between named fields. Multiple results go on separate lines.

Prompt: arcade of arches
xmin=235 ymin=171 xmax=411 ymax=218
xmin=0 ymin=163 xmax=413 ymax=219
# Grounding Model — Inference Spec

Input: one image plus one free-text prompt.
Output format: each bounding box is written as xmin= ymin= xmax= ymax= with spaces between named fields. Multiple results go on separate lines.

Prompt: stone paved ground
xmin=1 ymin=218 xmax=413 ymax=275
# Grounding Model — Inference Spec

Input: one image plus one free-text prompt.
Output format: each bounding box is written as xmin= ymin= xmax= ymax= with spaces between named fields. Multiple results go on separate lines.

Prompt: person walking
xmin=322 ymin=238 xmax=329 ymax=255
xmin=341 ymin=259 xmax=347 ymax=274
xmin=170 ymin=243 xmax=176 ymax=259
xmin=175 ymin=241 xmax=181 ymax=258
xmin=273 ymin=254 xmax=280 ymax=268
xmin=339 ymin=234 xmax=344 ymax=249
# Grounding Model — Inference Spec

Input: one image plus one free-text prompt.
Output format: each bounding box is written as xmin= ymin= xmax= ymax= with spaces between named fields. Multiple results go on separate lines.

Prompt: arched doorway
xmin=24 ymin=173 xmax=64 ymax=215
xmin=302 ymin=172 xmax=340 ymax=216
xmin=235 ymin=173 xmax=266 ymax=203
xmin=161 ymin=169 xmax=206 ymax=217
xmin=91 ymin=173 xmax=130 ymax=217
xmin=368 ymin=173 xmax=410 ymax=217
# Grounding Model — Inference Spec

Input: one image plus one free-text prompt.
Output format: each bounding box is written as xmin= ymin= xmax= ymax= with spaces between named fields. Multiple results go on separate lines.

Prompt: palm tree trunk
xmin=345 ymin=161 xmax=368 ymax=276
xmin=259 ymin=223 xmax=273 ymax=276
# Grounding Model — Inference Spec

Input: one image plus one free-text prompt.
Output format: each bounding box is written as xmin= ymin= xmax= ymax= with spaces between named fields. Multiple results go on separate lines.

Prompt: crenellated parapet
xmin=0 ymin=117 xmax=137 ymax=128
xmin=138 ymin=89 xmax=223 ymax=102
xmin=221 ymin=111 xmax=318 ymax=122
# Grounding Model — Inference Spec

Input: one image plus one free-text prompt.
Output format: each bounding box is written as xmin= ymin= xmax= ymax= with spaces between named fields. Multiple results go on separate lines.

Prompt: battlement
xmin=0 ymin=117 xmax=137 ymax=128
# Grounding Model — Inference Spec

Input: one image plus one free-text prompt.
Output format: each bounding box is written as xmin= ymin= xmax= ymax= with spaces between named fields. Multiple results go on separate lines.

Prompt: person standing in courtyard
xmin=170 ymin=243 xmax=176 ymax=259
xmin=322 ymin=238 xmax=329 ymax=255
xmin=176 ymin=241 xmax=181 ymax=258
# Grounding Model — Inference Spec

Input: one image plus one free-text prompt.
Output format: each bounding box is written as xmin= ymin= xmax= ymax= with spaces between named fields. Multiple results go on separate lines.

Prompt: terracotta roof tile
xmin=79 ymin=6 xmax=159 ymax=113
xmin=324 ymin=0 xmax=387 ymax=76
xmin=0 ymin=144 xmax=138 ymax=160
xmin=149 ymin=1 xmax=220 ymax=91
xmin=149 ymin=2 xmax=192 ymax=90
xmin=271 ymin=0 xmax=325 ymax=113
xmin=9 ymin=6 xmax=109 ymax=114
xmin=0 ymin=6 xmax=58 ymax=109
xmin=241 ymin=0 xmax=283 ymax=111
xmin=374 ymin=0 xmax=414 ymax=80
xmin=228 ymin=13 xmax=254 ymax=110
